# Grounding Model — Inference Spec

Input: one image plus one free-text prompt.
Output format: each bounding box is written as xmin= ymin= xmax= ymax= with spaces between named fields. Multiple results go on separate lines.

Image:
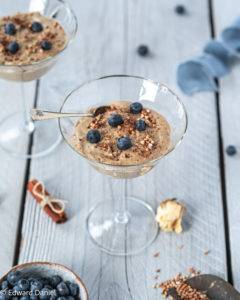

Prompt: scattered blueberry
xmin=39 ymin=287 xmax=52 ymax=300
xmin=31 ymin=21 xmax=43 ymax=33
xmin=108 ymin=113 xmax=124 ymax=127
xmin=6 ymin=41 xmax=20 ymax=54
xmin=50 ymin=276 xmax=62 ymax=288
xmin=56 ymin=282 xmax=69 ymax=296
xmin=1 ymin=281 xmax=9 ymax=290
xmin=135 ymin=119 xmax=147 ymax=131
xmin=7 ymin=271 xmax=22 ymax=286
xmin=226 ymin=145 xmax=237 ymax=156
xmin=41 ymin=40 xmax=52 ymax=51
xmin=30 ymin=279 xmax=43 ymax=292
xmin=117 ymin=136 xmax=133 ymax=150
xmin=4 ymin=23 xmax=16 ymax=35
xmin=66 ymin=283 xmax=79 ymax=297
xmin=130 ymin=102 xmax=143 ymax=114
xmin=137 ymin=45 xmax=149 ymax=56
xmin=17 ymin=279 xmax=30 ymax=292
xmin=175 ymin=4 xmax=186 ymax=15
xmin=86 ymin=129 xmax=101 ymax=144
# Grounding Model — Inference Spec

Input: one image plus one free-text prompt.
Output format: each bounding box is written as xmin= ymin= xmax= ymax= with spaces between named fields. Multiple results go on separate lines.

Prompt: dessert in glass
xmin=59 ymin=75 xmax=187 ymax=255
xmin=0 ymin=0 xmax=77 ymax=158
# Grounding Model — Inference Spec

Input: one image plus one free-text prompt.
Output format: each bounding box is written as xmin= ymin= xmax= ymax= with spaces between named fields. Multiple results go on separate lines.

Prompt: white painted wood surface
xmin=17 ymin=0 xmax=228 ymax=299
xmin=213 ymin=0 xmax=240 ymax=290
xmin=0 ymin=80 xmax=35 ymax=274
xmin=1 ymin=0 xmax=240 ymax=299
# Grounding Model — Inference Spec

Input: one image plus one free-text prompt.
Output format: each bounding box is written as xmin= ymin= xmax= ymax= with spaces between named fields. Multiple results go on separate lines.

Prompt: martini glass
xmin=0 ymin=0 xmax=77 ymax=158
xmin=59 ymin=75 xmax=188 ymax=255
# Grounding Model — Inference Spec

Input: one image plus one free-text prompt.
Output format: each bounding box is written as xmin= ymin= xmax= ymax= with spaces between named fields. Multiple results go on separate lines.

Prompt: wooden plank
xmin=0 ymin=80 xmax=35 ymax=274
xmin=19 ymin=0 xmax=228 ymax=299
xmin=212 ymin=0 xmax=240 ymax=290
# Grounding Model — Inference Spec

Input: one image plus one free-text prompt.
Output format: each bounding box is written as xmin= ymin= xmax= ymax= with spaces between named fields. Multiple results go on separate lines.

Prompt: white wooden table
xmin=0 ymin=0 xmax=240 ymax=299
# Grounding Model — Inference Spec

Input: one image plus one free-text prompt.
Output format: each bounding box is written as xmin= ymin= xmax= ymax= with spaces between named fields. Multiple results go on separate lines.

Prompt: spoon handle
xmin=31 ymin=109 xmax=93 ymax=120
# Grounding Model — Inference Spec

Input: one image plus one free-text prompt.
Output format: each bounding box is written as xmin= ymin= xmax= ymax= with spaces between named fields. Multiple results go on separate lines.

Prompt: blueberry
xmin=108 ymin=114 xmax=124 ymax=127
xmin=30 ymin=296 xmax=38 ymax=300
xmin=40 ymin=278 xmax=50 ymax=286
xmin=4 ymin=23 xmax=16 ymax=35
xmin=135 ymin=119 xmax=147 ymax=131
xmin=31 ymin=279 xmax=43 ymax=292
xmin=226 ymin=145 xmax=237 ymax=156
xmin=39 ymin=287 xmax=52 ymax=300
xmin=17 ymin=279 xmax=30 ymax=291
xmin=6 ymin=41 xmax=20 ymax=54
xmin=0 ymin=291 xmax=10 ymax=300
xmin=66 ymin=297 xmax=74 ymax=300
xmin=49 ymin=289 xmax=58 ymax=300
xmin=175 ymin=5 xmax=186 ymax=15
xmin=56 ymin=282 xmax=69 ymax=297
xmin=137 ymin=45 xmax=149 ymax=57
xmin=41 ymin=40 xmax=52 ymax=51
xmin=66 ymin=283 xmax=79 ymax=297
xmin=7 ymin=271 xmax=22 ymax=286
xmin=86 ymin=129 xmax=101 ymax=144
xmin=20 ymin=296 xmax=30 ymax=300
xmin=130 ymin=102 xmax=143 ymax=114
xmin=57 ymin=297 xmax=67 ymax=300
xmin=117 ymin=136 xmax=133 ymax=150
xmin=1 ymin=281 xmax=8 ymax=290
xmin=31 ymin=22 xmax=43 ymax=33
xmin=50 ymin=276 xmax=62 ymax=288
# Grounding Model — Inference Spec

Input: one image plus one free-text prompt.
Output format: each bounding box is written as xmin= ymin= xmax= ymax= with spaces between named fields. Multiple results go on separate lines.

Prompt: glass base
xmin=86 ymin=197 xmax=158 ymax=256
xmin=0 ymin=111 xmax=61 ymax=158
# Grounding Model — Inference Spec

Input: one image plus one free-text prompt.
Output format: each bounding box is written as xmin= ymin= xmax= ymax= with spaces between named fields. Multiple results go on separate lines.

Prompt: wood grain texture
xmin=0 ymin=80 xmax=35 ymax=274
xmin=212 ymin=0 xmax=240 ymax=290
xmin=18 ymin=0 xmax=228 ymax=299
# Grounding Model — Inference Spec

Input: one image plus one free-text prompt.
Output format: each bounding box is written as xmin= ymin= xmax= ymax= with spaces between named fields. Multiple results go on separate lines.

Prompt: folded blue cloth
xmin=177 ymin=18 xmax=239 ymax=95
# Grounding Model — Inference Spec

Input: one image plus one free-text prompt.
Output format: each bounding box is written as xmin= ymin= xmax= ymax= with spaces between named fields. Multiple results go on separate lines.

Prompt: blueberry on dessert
xmin=41 ymin=40 xmax=52 ymax=51
xmin=87 ymin=129 xmax=101 ymax=144
xmin=135 ymin=119 xmax=147 ymax=131
xmin=50 ymin=275 xmax=62 ymax=288
xmin=4 ymin=22 xmax=16 ymax=35
xmin=117 ymin=136 xmax=133 ymax=150
xmin=31 ymin=21 xmax=43 ymax=32
xmin=130 ymin=102 xmax=143 ymax=114
xmin=108 ymin=113 xmax=124 ymax=127
xmin=67 ymin=282 xmax=79 ymax=296
xmin=6 ymin=41 xmax=20 ymax=54
xmin=30 ymin=279 xmax=44 ymax=292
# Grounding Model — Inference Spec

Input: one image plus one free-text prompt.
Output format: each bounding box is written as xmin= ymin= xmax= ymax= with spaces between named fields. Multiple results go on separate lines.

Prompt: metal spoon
xmin=167 ymin=274 xmax=240 ymax=300
xmin=31 ymin=106 xmax=110 ymax=121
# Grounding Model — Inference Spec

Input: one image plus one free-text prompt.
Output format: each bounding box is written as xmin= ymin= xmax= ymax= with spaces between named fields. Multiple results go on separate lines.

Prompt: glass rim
xmin=0 ymin=0 xmax=78 ymax=68
xmin=59 ymin=74 xmax=188 ymax=168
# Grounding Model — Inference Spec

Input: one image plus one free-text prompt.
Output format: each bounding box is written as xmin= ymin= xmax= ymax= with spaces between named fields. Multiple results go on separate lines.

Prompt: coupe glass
xmin=0 ymin=0 xmax=77 ymax=158
xmin=59 ymin=75 xmax=188 ymax=255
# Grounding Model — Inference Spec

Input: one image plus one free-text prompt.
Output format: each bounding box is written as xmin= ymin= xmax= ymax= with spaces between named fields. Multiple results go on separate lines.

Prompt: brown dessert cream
xmin=72 ymin=101 xmax=171 ymax=166
xmin=0 ymin=12 xmax=67 ymax=80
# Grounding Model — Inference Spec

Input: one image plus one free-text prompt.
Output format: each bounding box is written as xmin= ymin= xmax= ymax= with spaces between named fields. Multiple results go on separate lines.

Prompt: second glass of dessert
xmin=59 ymin=75 xmax=188 ymax=256
xmin=0 ymin=0 xmax=77 ymax=158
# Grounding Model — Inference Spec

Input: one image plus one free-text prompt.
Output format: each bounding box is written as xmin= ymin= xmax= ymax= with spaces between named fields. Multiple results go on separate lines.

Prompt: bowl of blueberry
xmin=0 ymin=262 xmax=88 ymax=300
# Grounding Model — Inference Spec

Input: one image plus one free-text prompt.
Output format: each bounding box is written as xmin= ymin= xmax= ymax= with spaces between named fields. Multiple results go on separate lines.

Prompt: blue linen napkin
xmin=177 ymin=18 xmax=239 ymax=95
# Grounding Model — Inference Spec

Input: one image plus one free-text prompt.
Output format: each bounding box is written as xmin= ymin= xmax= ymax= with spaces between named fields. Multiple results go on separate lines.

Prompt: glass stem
xmin=20 ymin=81 xmax=35 ymax=132
xmin=115 ymin=179 xmax=130 ymax=224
